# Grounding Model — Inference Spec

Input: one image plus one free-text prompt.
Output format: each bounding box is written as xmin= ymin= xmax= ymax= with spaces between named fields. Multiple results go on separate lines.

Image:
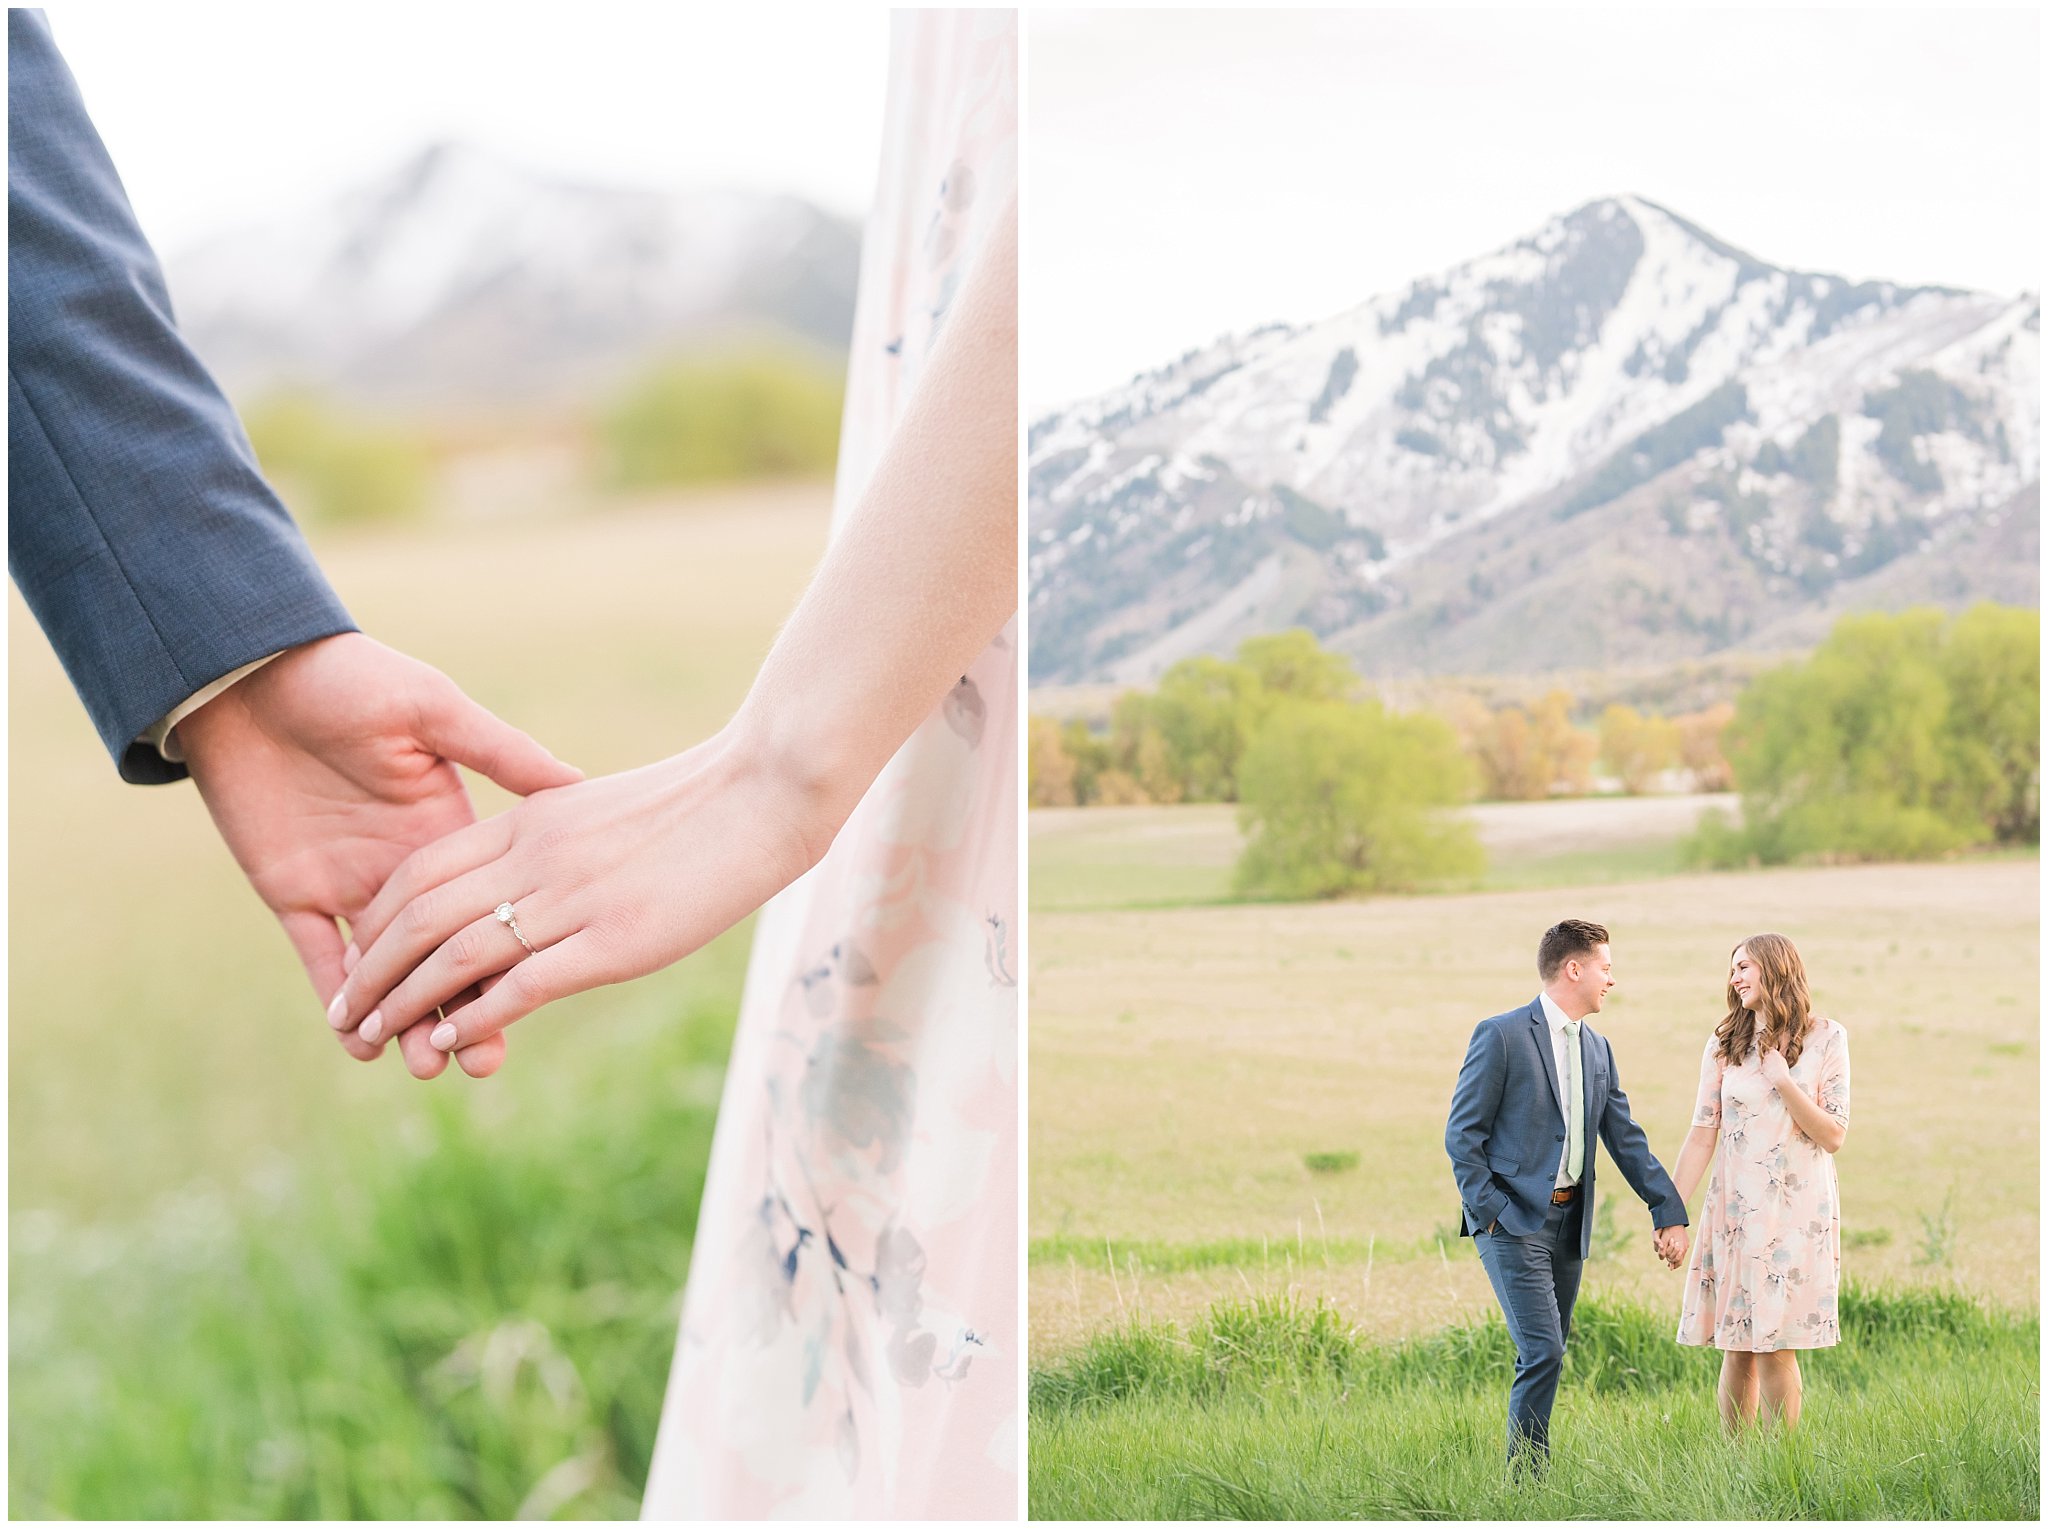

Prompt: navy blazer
xmin=1444 ymin=996 xmax=1685 ymax=1259
xmin=8 ymin=10 xmax=354 ymax=783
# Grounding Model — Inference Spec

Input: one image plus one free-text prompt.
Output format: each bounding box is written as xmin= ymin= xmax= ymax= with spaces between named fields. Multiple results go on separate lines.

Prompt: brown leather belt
xmin=1551 ymin=1185 xmax=1580 ymax=1205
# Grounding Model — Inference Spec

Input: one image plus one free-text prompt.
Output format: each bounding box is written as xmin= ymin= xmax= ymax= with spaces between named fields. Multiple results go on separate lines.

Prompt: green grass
xmin=1029 ymin=1288 xmax=2039 ymax=1519
xmin=1028 ymin=796 xmax=1725 ymax=913
xmin=10 ymin=936 xmax=745 ymax=1520
xmin=1472 ymin=837 xmax=1685 ymax=891
xmin=1032 ymin=1233 xmax=1390 ymax=1276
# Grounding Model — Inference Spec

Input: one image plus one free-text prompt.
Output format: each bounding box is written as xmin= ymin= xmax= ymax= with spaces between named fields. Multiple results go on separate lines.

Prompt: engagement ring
xmin=494 ymin=900 xmax=537 ymax=955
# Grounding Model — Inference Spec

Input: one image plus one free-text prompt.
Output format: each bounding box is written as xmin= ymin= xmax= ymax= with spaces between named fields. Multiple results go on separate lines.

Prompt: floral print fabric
xmin=640 ymin=11 xmax=1017 ymax=1520
xmin=1676 ymin=1019 xmax=1851 ymax=1352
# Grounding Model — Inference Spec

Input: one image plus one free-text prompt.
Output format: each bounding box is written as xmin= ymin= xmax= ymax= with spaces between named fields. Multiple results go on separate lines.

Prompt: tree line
xmin=1030 ymin=609 xmax=2039 ymax=900
xmin=1028 ymin=629 xmax=1734 ymax=811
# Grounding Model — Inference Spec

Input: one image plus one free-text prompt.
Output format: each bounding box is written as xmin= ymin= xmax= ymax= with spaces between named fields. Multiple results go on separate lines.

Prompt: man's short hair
xmin=1538 ymin=919 xmax=1610 ymax=981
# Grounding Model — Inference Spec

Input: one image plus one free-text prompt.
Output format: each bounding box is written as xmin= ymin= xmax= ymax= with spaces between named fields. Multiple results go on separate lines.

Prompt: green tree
xmin=1690 ymin=605 xmax=2039 ymax=865
xmin=602 ymin=346 xmax=844 ymax=488
xmin=1234 ymin=699 xmax=1483 ymax=899
xmin=1936 ymin=604 xmax=2040 ymax=843
xmin=1236 ymin=628 xmax=1358 ymax=704
xmin=1147 ymin=655 xmax=1263 ymax=801
xmin=1107 ymin=691 xmax=1185 ymax=804
xmin=243 ymin=392 xmax=432 ymax=526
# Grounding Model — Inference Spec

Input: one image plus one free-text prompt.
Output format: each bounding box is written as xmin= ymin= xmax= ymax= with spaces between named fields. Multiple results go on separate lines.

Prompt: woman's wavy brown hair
xmin=1714 ymin=932 xmax=1814 ymax=1068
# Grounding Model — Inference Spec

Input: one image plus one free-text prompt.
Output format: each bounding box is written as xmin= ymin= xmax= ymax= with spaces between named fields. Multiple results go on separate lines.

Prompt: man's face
xmin=1565 ymin=943 xmax=1616 ymax=1015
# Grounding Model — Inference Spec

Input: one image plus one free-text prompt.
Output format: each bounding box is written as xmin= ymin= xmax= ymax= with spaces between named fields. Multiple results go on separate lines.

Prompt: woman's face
xmin=1729 ymin=946 xmax=1761 ymax=1010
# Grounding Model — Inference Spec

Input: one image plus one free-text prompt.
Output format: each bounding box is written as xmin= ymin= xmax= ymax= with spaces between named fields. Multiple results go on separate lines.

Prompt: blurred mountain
xmin=1029 ymin=195 xmax=2039 ymax=685
xmin=165 ymin=141 xmax=861 ymax=407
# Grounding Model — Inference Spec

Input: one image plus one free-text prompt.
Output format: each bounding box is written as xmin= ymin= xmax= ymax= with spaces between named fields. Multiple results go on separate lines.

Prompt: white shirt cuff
xmin=141 ymin=652 xmax=286 ymax=764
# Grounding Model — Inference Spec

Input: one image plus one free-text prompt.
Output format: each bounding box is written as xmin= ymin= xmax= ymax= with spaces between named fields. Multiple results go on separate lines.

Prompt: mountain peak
xmin=164 ymin=143 xmax=861 ymax=405
xmin=1029 ymin=197 xmax=2035 ymax=687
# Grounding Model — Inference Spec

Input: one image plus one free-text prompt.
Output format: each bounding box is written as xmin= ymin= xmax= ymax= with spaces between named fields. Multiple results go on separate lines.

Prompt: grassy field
xmin=10 ymin=484 xmax=831 ymax=1517
xmin=1029 ymin=804 xmax=2039 ymax=1360
xmin=1028 ymin=793 xmax=1731 ymax=911
xmin=1030 ymin=1287 xmax=2038 ymax=1519
xmin=1028 ymin=797 xmax=2038 ymax=1518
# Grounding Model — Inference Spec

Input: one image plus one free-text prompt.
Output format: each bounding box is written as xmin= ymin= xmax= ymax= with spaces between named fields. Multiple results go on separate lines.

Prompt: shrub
xmin=242 ymin=392 xmax=432 ymax=526
xmin=1234 ymin=699 xmax=1482 ymax=898
xmin=1687 ymin=605 xmax=2039 ymax=866
xmin=601 ymin=346 xmax=843 ymax=488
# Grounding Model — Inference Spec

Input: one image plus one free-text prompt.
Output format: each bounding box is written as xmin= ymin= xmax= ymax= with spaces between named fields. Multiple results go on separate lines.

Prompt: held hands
xmin=176 ymin=633 xmax=582 ymax=1078
xmin=326 ymin=720 xmax=835 ymax=1059
xmin=1652 ymin=1223 xmax=1689 ymax=1269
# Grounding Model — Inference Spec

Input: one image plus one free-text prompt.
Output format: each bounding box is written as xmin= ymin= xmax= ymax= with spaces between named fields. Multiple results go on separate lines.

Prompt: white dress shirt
xmin=1538 ymin=991 xmax=1583 ymax=1188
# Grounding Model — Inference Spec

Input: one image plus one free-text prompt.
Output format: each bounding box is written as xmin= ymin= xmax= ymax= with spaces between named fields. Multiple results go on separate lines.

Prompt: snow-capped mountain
xmin=1030 ymin=195 xmax=2039 ymax=685
xmin=165 ymin=142 xmax=861 ymax=405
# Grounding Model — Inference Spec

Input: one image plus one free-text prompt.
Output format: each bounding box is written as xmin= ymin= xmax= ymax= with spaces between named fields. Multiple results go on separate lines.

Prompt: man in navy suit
xmin=8 ymin=9 xmax=577 ymax=1077
xmin=1445 ymin=918 xmax=1689 ymax=1470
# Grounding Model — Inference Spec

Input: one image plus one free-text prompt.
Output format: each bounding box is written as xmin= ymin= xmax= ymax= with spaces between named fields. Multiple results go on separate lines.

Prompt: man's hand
xmin=1653 ymin=1223 xmax=1689 ymax=1269
xmin=175 ymin=632 xmax=581 ymax=1078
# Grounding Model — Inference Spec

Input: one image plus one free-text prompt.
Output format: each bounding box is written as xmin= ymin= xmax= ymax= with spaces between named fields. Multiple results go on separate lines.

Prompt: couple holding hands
xmin=13 ymin=8 xmax=1019 ymax=1518
xmin=1446 ymin=918 xmax=1853 ymax=1470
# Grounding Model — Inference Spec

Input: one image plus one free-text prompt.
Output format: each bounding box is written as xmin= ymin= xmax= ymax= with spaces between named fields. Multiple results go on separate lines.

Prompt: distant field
xmin=1029 ymin=793 xmax=1732 ymax=912
xmin=1029 ymin=843 xmax=2038 ymax=1360
xmin=11 ymin=484 xmax=832 ymax=1516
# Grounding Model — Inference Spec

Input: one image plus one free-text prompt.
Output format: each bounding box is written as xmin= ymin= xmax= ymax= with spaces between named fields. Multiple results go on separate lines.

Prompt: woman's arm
xmin=1760 ymin=1046 xmax=1848 ymax=1153
xmin=325 ymin=194 xmax=1019 ymax=1059
xmin=733 ymin=191 xmax=1018 ymax=844
xmin=1671 ymin=1123 xmax=1719 ymax=1206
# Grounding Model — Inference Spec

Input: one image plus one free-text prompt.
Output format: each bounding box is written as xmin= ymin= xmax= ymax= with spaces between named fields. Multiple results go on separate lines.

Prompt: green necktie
xmin=1562 ymin=1020 xmax=1585 ymax=1181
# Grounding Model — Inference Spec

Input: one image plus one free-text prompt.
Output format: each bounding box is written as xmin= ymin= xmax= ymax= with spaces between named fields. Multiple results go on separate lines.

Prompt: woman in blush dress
xmin=1670 ymin=932 xmax=1851 ymax=1431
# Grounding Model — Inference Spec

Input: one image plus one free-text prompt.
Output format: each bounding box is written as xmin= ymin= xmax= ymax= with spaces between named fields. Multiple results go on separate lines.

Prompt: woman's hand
xmin=1760 ymin=1036 xmax=1847 ymax=1153
xmin=327 ymin=724 xmax=834 ymax=1055
xmin=1759 ymin=1045 xmax=1793 ymax=1091
xmin=178 ymin=632 xmax=583 ymax=1078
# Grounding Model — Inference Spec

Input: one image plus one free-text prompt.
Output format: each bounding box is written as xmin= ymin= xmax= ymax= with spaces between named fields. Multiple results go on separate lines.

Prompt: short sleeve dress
xmin=1676 ymin=1018 xmax=1851 ymax=1352
xmin=638 ymin=11 xmax=1018 ymax=1520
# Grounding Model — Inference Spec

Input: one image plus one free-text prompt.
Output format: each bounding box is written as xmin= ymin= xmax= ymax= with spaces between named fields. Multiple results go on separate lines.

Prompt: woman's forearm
xmin=1672 ymin=1124 xmax=1718 ymax=1206
xmin=733 ymin=192 xmax=1018 ymax=850
xmin=1777 ymin=1076 xmax=1847 ymax=1153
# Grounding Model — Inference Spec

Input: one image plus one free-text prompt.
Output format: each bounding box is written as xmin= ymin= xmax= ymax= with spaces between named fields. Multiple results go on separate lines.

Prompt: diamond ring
xmin=493 ymin=901 xmax=537 ymax=955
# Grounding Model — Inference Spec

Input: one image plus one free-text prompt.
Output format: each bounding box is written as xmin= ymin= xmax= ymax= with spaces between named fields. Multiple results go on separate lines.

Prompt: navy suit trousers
xmin=1474 ymin=1196 xmax=1584 ymax=1464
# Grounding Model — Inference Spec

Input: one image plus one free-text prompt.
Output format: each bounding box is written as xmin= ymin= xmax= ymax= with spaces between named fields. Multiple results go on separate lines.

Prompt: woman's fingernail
xmin=342 ymin=943 xmax=360 ymax=974
xmin=326 ymin=991 xmax=349 ymax=1029
xmin=430 ymin=1021 xmax=458 ymax=1051
xmin=359 ymin=1010 xmax=383 ymax=1045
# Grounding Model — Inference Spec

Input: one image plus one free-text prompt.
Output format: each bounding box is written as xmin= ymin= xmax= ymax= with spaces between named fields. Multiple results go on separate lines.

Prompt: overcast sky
xmin=1027 ymin=7 xmax=2042 ymax=416
xmin=43 ymin=4 xmax=891 ymax=253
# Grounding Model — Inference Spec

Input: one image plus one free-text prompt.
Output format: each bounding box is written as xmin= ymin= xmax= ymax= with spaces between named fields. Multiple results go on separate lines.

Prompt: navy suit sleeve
xmin=7 ymin=9 xmax=355 ymax=783
xmin=1445 ymin=1019 xmax=1510 ymax=1234
xmin=1596 ymin=1035 xmax=1686 ymax=1228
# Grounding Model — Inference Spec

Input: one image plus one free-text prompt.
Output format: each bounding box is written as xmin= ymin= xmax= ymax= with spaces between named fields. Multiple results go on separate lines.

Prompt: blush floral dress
xmin=1676 ymin=1019 xmax=1851 ymax=1352
xmin=639 ymin=11 xmax=1017 ymax=1520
